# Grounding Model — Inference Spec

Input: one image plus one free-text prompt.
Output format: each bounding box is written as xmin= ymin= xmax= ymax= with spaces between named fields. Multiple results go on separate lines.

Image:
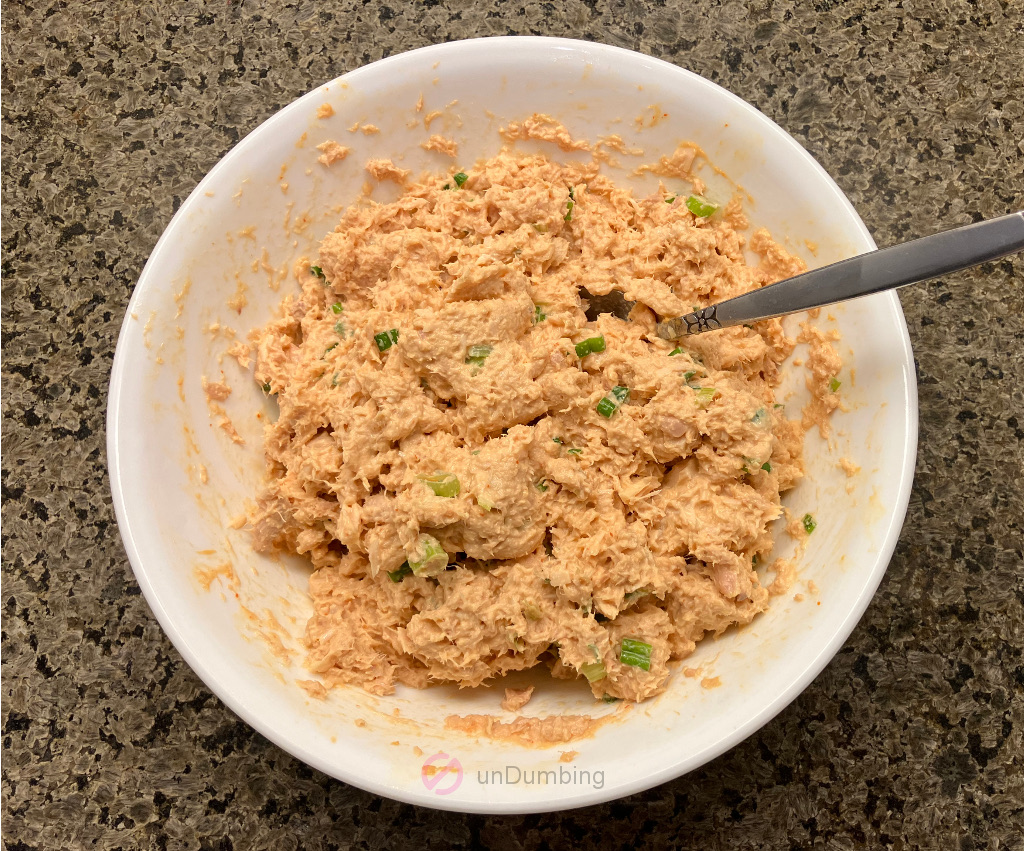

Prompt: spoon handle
xmin=657 ymin=211 xmax=1024 ymax=338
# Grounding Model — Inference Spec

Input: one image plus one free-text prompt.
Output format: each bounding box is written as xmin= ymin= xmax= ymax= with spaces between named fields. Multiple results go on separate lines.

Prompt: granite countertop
xmin=3 ymin=1 xmax=1022 ymax=848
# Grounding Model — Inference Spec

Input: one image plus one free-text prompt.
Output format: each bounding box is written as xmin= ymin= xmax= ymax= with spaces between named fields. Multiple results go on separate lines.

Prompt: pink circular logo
xmin=421 ymin=752 xmax=463 ymax=795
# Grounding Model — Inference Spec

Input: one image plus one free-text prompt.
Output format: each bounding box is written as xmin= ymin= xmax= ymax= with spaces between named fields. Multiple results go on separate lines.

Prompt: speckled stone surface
xmin=3 ymin=1 xmax=1023 ymax=848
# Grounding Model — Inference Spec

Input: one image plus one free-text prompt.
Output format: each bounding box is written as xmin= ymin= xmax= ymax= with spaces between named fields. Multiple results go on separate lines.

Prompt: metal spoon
xmin=581 ymin=211 xmax=1024 ymax=338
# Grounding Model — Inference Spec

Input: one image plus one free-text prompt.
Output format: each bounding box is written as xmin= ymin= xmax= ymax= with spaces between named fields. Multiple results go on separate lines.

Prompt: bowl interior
xmin=108 ymin=37 xmax=916 ymax=813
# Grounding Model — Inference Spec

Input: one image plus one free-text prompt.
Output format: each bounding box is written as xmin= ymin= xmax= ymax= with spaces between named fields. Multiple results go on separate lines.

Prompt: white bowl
xmin=107 ymin=36 xmax=917 ymax=813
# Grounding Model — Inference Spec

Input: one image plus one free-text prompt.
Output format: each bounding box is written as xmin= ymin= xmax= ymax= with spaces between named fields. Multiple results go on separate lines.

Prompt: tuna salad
xmin=249 ymin=148 xmax=834 ymax=703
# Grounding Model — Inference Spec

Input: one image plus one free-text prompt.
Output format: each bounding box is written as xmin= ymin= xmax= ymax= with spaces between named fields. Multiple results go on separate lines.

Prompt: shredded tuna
xmin=501 ymin=686 xmax=535 ymax=712
xmin=226 ymin=341 xmax=252 ymax=369
xmin=797 ymin=321 xmax=843 ymax=437
xmin=317 ymin=141 xmax=351 ymax=167
xmin=364 ymin=158 xmax=410 ymax=183
xmin=296 ymin=679 xmax=328 ymax=699
xmin=839 ymin=457 xmax=860 ymax=476
xmin=444 ymin=713 xmax=600 ymax=745
xmin=250 ymin=146 xmax=840 ymax=705
xmin=421 ymin=134 xmax=458 ymax=157
xmin=201 ymin=376 xmax=231 ymax=402
xmin=500 ymin=113 xmax=590 ymax=151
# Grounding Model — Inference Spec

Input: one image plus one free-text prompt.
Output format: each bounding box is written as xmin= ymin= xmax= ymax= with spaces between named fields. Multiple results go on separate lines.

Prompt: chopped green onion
xmin=564 ymin=199 xmax=574 ymax=222
xmin=552 ymin=437 xmax=564 ymax=444
xmin=476 ymin=494 xmax=496 ymax=511
xmin=581 ymin=644 xmax=606 ymax=682
xmin=685 ymin=195 xmax=719 ymax=218
xmin=533 ymin=223 xmax=549 ymax=233
xmin=597 ymin=385 xmax=630 ymax=418
xmin=601 ymin=694 xmax=619 ymax=703
xmin=523 ymin=602 xmax=543 ymax=621
xmin=624 ymin=589 xmax=650 ymax=605
xmin=334 ymin=321 xmax=346 ymax=336
xmin=331 ymin=302 xmax=343 ymax=314
xmin=669 ymin=347 xmax=683 ymax=356
xmin=374 ymin=328 xmax=399 ymax=352
xmin=665 ymin=195 xmax=676 ymax=204
xmin=802 ymin=513 xmax=817 ymax=534
xmin=261 ymin=382 xmax=272 ymax=394
xmin=419 ymin=472 xmax=461 ymax=498
xmin=751 ymin=407 xmax=769 ymax=426
xmin=443 ymin=183 xmax=451 ymax=190
xmin=619 ymin=637 xmax=652 ymax=671
xmin=693 ymin=387 xmax=716 ymax=407
xmin=331 ymin=373 xmax=339 ymax=387
xmin=535 ymin=479 xmax=549 ymax=492
xmin=453 ymin=171 xmax=468 ymax=188
xmin=324 ymin=343 xmax=338 ymax=356
xmin=465 ymin=344 xmax=493 ymax=368
xmin=310 ymin=265 xmax=326 ymax=280
xmin=752 ymin=554 xmax=760 ymax=567
xmin=534 ymin=304 xmax=547 ymax=323
xmin=683 ymin=370 xmax=698 ymax=382
xmin=568 ymin=186 xmax=576 ymax=201
xmin=774 ymin=402 xmax=784 ymax=409
xmin=829 ymin=377 xmax=842 ymax=392
xmin=575 ymin=336 xmax=606 ymax=358
xmin=408 ymin=534 xmax=448 ymax=577
xmin=761 ymin=461 xmax=772 ymax=472
xmin=388 ymin=562 xmax=413 ymax=582
xmin=567 ymin=448 xmax=583 ymax=456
